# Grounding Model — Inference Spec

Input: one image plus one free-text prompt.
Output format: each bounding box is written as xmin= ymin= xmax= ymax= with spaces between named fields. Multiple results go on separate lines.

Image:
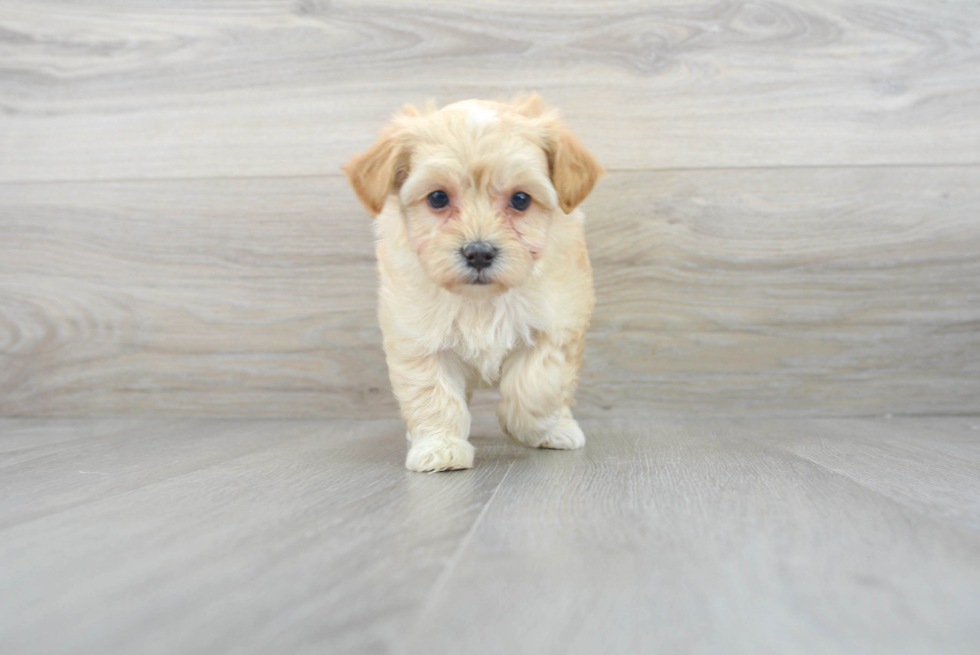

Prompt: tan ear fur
xmin=343 ymin=126 xmax=403 ymax=216
xmin=345 ymin=104 xmax=420 ymax=216
xmin=550 ymin=124 xmax=604 ymax=214
xmin=511 ymin=94 xmax=604 ymax=213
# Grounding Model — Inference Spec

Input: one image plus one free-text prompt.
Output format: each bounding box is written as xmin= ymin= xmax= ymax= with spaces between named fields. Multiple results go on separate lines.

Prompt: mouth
xmin=468 ymin=273 xmax=492 ymax=286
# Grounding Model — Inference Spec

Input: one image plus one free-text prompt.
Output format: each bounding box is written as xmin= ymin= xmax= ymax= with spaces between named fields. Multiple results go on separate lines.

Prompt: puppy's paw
xmin=405 ymin=437 xmax=474 ymax=472
xmin=538 ymin=414 xmax=586 ymax=450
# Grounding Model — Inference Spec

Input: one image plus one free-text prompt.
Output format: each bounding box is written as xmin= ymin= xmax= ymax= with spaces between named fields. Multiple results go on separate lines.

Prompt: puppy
xmin=344 ymin=95 xmax=603 ymax=472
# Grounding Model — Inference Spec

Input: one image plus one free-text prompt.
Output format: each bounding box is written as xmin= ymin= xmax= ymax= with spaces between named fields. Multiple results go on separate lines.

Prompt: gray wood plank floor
xmin=2 ymin=417 xmax=978 ymax=654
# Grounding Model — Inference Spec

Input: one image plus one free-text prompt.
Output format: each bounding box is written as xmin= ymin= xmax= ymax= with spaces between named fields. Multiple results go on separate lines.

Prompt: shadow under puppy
xmin=345 ymin=95 xmax=603 ymax=472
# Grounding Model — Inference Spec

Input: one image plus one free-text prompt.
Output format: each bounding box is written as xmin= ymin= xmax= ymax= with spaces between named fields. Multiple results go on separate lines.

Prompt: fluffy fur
xmin=344 ymin=95 xmax=603 ymax=472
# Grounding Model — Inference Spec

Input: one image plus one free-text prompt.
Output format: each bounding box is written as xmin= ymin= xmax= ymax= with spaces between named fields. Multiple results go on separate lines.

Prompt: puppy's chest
xmin=440 ymin=295 xmax=542 ymax=382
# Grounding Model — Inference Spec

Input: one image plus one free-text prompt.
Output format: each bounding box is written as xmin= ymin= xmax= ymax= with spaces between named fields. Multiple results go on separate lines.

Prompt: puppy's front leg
xmin=497 ymin=335 xmax=586 ymax=450
xmin=388 ymin=348 xmax=473 ymax=472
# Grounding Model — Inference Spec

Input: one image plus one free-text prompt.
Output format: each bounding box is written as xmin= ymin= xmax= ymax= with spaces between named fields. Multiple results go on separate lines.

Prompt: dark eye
xmin=427 ymin=190 xmax=450 ymax=210
xmin=510 ymin=192 xmax=531 ymax=211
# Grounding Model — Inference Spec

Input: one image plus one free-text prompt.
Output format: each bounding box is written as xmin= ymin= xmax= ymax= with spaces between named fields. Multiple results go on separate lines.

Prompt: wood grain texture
xmin=750 ymin=417 xmax=980 ymax=530
xmin=1 ymin=0 xmax=980 ymax=180
xmin=2 ymin=0 xmax=979 ymax=418
xmin=407 ymin=417 xmax=980 ymax=655
xmin=0 ymin=418 xmax=517 ymax=655
xmin=0 ymin=417 xmax=149 ymax=466
xmin=2 ymin=168 xmax=978 ymax=417
xmin=1 ymin=417 xmax=978 ymax=654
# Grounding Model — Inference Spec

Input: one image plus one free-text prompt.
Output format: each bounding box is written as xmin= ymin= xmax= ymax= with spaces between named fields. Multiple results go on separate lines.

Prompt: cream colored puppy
xmin=344 ymin=95 xmax=603 ymax=472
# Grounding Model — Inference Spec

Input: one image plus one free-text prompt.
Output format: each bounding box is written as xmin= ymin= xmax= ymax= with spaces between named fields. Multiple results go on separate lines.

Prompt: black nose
xmin=462 ymin=242 xmax=497 ymax=271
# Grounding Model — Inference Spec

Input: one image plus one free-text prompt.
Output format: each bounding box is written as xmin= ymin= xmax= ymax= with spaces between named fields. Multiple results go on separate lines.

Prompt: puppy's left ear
xmin=344 ymin=116 xmax=413 ymax=216
xmin=548 ymin=124 xmax=605 ymax=214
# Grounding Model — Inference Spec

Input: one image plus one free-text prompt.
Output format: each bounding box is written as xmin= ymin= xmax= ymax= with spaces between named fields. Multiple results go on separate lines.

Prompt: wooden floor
xmin=2 ymin=417 xmax=978 ymax=654
xmin=3 ymin=3 xmax=978 ymax=651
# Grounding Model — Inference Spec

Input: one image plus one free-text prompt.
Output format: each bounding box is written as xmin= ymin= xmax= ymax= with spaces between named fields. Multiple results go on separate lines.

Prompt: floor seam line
xmin=401 ymin=460 xmax=515 ymax=651
xmin=0 ymin=421 xmax=317 ymax=533
xmin=764 ymin=435 xmax=980 ymax=534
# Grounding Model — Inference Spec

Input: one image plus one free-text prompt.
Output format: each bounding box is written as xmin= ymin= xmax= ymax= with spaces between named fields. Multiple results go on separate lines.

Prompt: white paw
xmin=538 ymin=415 xmax=586 ymax=450
xmin=405 ymin=437 xmax=474 ymax=472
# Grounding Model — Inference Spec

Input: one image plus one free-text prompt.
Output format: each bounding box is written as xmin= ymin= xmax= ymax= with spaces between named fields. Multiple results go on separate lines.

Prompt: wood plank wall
xmin=1 ymin=0 xmax=978 ymax=417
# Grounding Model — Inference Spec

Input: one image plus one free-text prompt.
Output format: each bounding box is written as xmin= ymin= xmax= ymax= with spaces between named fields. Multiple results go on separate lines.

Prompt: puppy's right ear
xmin=344 ymin=120 xmax=411 ymax=216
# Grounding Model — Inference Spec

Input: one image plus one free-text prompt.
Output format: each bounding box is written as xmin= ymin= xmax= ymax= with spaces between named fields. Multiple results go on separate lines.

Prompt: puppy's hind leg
xmin=389 ymin=349 xmax=474 ymax=472
xmin=497 ymin=335 xmax=586 ymax=450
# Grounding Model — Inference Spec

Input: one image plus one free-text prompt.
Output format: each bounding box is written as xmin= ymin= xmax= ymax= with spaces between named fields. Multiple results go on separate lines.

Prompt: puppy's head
xmin=344 ymin=95 xmax=603 ymax=293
